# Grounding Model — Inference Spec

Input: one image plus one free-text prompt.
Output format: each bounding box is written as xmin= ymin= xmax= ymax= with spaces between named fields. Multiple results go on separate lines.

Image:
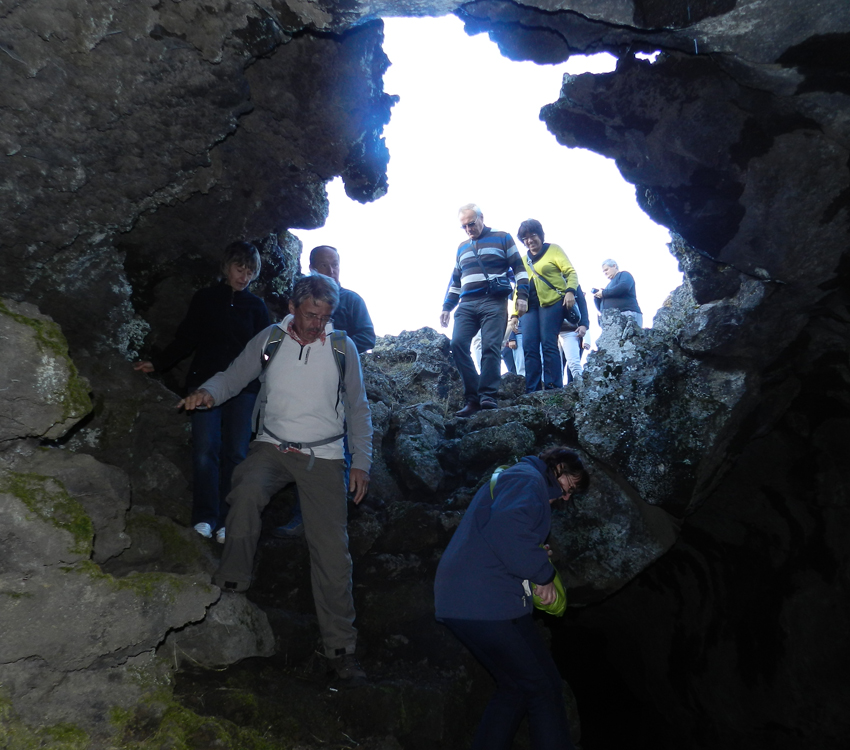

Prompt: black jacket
xmin=561 ymin=285 xmax=590 ymax=332
xmin=152 ymin=281 xmax=270 ymax=392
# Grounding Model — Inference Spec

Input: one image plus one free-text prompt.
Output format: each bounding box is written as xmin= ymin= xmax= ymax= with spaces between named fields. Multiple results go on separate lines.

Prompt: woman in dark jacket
xmin=593 ymin=258 xmax=643 ymax=327
xmin=434 ymin=447 xmax=589 ymax=750
xmin=134 ymin=242 xmax=270 ymax=543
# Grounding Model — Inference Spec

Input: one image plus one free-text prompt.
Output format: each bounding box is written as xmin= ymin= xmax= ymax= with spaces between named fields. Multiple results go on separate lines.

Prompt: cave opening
xmin=294 ymin=16 xmax=682 ymax=342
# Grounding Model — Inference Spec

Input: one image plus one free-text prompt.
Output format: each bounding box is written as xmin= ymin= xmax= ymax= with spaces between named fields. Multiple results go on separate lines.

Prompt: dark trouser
xmin=290 ymin=432 xmax=351 ymax=520
xmin=443 ymin=614 xmax=574 ymax=750
xmin=190 ymin=390 xmax=257 ymax=529
xmin=214 ymin=441 xmax=356 ymax=656
xmin=522 ymin=303 xmax=565 ymax=392
xmin=451 ymin=294 xmax=508 ymax=403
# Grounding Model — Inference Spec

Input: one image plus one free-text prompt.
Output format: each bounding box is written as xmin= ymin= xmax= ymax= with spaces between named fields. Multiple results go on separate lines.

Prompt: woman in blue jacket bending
xmin=434 ymin=447 xmax=589 ymax=750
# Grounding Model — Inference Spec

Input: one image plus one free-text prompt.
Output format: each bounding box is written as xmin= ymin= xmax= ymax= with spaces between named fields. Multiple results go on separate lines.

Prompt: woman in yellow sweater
xmin=510 ymin=219 xmax=579 ymax=392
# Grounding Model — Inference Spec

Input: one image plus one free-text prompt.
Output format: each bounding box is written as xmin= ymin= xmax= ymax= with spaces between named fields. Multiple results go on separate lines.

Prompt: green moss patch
xmin=0 ymin=300 xmax=92 ymax=423
xmin=0 ymin=471 xmax=93 ymax=556
xmin=125 ymin=514 xmax=204 ymax=570
xmin=62 ymin=560 xmax=194 ymax=603
xmin=0 ymin=694 xmax=89 ymax=750
xmin=0 ymin=688 xmax=287 ymax=750
xmin=111 ymin=690 xmax=289 ymax=750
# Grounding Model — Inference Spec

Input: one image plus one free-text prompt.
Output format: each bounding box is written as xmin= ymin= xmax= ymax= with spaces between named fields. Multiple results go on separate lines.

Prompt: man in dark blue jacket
xmin=309 ymin=245 xmax=376 ymax=354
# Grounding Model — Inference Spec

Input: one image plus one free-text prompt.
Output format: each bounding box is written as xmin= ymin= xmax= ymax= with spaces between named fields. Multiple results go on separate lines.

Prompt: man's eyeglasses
xmin=301 ymin=313 xmax=333 ymax=325
xmin=461 ymin=220 xmax=479 ymax=230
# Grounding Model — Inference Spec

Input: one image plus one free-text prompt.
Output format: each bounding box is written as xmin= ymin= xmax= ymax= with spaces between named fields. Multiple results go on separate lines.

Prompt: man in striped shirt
xmin=440 ymin=204 xmax=529 ymax=418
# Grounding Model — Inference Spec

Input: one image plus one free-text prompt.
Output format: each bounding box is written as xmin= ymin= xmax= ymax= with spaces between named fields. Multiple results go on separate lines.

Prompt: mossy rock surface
xmin=0 ymin=471 xmax=94 ymax=557
xmin=0 ymin=298 xmax=91 ymax=441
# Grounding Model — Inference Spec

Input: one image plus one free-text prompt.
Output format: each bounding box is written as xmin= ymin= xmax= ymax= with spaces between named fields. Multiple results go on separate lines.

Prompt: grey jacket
xmin=199 ymin=322 xmax=373 ymax=472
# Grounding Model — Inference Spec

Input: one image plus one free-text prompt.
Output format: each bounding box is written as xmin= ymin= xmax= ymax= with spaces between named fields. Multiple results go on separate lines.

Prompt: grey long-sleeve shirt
xmin=199 ymin=318 xmax=373 ymax=473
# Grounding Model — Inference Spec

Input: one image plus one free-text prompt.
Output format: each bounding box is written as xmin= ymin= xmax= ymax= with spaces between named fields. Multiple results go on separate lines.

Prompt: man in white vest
xmin=180 ymin=274 xmax=372 ymax=683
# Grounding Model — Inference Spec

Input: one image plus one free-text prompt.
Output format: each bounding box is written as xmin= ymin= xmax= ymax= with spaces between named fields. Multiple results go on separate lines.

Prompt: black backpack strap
xmin=261 ymin=324 xmax=286 ymax=370
xmin=330 ymin=329 xmax=347 ymax=409
xmin=526 ymin=252 xmax=565 ymax=297
xmin=255 ymin=325 xmax=286 ymax=434
xmin=256 ymin=327 xmax=350 ymax=455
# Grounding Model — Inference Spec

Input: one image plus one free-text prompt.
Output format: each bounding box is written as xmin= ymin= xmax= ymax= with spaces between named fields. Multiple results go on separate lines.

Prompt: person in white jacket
xmin=180 ymin=273 xmax=372 ymax=683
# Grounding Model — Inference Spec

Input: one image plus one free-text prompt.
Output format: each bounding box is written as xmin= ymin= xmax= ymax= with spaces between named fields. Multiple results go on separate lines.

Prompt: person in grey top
xmin=274 ymin=244 xmax=376 ymax=538
xmin=180 ymin=274 xmax=372 ymax=684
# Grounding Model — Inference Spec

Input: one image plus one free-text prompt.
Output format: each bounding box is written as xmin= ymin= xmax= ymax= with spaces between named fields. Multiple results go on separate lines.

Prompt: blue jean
xmin=451 ymin=294 xmax=509 ymax=402
xmin=191 ymin=390 xmax=256 ymax=529
xmin=522 ymin=303 xmax=565 ymax=392
xmin=513 ymin=333 xmax=525 ymax=376
xmin=443 ymin=614 xmax=574 ymax=750
xmin=501 ymin=345 xmax=517 ymax=374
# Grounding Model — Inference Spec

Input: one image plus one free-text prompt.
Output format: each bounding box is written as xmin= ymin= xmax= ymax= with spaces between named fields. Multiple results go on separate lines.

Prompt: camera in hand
xmin=591 ymin=288 xmax=599 ymax=294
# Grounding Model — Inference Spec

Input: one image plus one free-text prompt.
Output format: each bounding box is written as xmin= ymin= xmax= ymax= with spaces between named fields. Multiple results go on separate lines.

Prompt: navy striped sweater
xmin=442 ymin=227 xmax=530 ymax=311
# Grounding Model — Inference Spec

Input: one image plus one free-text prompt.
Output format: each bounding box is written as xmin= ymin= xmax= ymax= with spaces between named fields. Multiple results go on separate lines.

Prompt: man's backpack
xmin=256 ymin=324 xmax=350 ymax=469
xmin=261 ymin=324 xmax=347 ymax=399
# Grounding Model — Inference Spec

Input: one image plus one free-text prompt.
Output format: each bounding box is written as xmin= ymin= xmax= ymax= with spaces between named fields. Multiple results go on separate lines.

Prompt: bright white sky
xmin=294 ymin=15 xmax=682 ymax=346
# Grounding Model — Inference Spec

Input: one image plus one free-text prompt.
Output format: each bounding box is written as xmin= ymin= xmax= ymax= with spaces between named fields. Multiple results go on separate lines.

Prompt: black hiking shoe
xmin=328 ymin=651 xmax=367 ymax=686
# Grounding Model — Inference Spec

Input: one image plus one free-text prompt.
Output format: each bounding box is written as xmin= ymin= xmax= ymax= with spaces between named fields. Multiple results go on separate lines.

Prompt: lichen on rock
xmin=0 ymin=299 xmax=91 ymax=441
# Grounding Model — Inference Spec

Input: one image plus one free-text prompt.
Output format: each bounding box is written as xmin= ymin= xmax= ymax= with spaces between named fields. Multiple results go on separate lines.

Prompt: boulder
xmin=576 ymin=310 xmax=750 ymax=516
xmin=367 ymin=328 xmax=465 ymax=411
xmin=0 ymin=298 xmax=91 ymax=442
xmin=10 ymin=448 xmax=131 ymax=563
xmin=0 ymin=473 xmax=91 ymax=572
xmin=552 ymin=461 xmax=681 ymax=603
xmin=392 ymin=404 xmax=448 ymax=495
xmin=0 ymin=650 xmax=171 ymax=730
xmin=0 ymin=461 xmax=218 ymax=733
xmin=163 ymin=593 xmax=275 ymax=668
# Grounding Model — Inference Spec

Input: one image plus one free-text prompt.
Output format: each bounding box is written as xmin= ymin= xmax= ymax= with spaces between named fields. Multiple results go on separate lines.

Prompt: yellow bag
xmin=532 ymin=566 xmax=567 ymax=617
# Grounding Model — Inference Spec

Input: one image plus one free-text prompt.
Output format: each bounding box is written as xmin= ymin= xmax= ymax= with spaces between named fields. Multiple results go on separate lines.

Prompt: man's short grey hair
xmin=601 ymin=259 xmax=619 ymax=269
xmin=309 ymin=245 xmax=339 ymax=266
xmin=458 ymin=203 xmax=483 ymax=219
xmin=291 ymin=273 xmax=340 ymax=310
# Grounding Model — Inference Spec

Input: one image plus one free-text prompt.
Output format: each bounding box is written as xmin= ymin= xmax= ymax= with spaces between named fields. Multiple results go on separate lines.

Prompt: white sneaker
xmin=193 ymin=522 xmax=212 ymax=539
xmin=215 ymin=527 xmax=226 ymax=544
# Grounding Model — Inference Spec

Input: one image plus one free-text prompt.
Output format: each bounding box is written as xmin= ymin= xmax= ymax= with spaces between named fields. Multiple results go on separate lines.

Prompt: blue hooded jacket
xmin=434 ymin=456 xmax=563 ymax=620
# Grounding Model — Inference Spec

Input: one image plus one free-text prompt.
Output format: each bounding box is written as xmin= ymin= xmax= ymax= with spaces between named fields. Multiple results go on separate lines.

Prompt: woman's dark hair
xmin=517 ymin=219 xmax=545 ymax=244
xmin=221 ymin=241 xmax=261 ymax=279
xmin=538 ymin=445 xmax=589 ymax=493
